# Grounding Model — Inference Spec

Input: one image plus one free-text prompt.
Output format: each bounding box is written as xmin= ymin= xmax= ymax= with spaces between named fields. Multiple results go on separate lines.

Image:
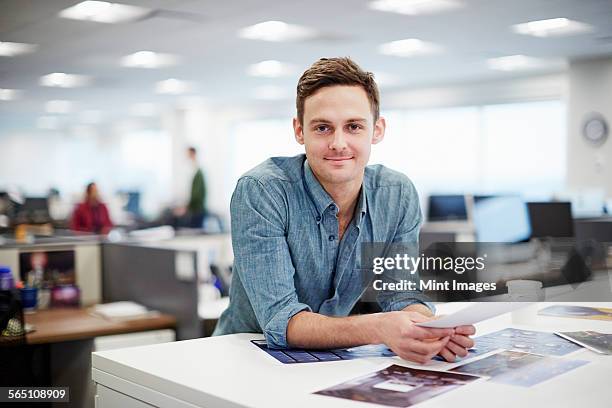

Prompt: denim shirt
xmin=213 ymin=154 xmax=430 ymax=348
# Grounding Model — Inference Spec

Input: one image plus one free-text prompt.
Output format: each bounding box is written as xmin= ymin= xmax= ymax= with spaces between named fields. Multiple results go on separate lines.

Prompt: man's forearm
xmin=403 ymin=303 xmax=434 ymax=317
xmin=286 ymin=311 xmax=384 ymax=349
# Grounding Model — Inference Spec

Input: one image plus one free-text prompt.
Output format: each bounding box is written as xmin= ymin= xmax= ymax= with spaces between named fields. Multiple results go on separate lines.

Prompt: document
xmin=314 ymin=364 xmax=480 ymax=407
xmin=416 ymin=302 xmax=531 ymax=328
xmin=451 ymin=350 xmax=588 ymax=387
xmin=555 ymin=331 xmax=612 ymax=355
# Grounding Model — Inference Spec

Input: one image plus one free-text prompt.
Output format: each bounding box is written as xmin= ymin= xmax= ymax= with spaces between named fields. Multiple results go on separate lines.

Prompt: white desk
xmin=92 ymin=302 xmax=612 ymax=408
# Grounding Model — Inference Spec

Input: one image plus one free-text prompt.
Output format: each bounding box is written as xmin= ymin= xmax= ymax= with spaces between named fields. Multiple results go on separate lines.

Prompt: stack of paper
xmin=92 ymin=301 xmax=151 ymax=319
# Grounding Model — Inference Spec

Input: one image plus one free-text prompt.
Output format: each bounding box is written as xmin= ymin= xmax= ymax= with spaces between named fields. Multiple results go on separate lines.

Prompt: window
xmin=228 ymin=100 xmax=566 ymax=205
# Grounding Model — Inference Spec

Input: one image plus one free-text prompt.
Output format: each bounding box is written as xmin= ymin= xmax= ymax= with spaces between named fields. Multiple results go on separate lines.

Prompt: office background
xmin=1 ymin=0 xmax=611 ymax=224
xmin=1 ymin=2 xmax=612 ymax=407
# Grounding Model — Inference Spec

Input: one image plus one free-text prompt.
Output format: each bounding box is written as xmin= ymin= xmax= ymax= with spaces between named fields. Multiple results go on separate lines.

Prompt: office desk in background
xmin=2 ymin=307 xmax=176 ymax=408
xmin=25 ymin=307 xmax=176 ymax=344
xmin=92 ymin=302 xmax=612 ymax=408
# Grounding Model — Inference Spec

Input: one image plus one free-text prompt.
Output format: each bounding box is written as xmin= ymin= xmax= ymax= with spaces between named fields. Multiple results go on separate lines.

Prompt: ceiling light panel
xmin=121 ymin=51 xmax=179 ymax=68
xmin=59 ymin=1 xmax=152 ymax=24
xmin=512 ymin=18 xmax=593 ymax=38
xmin=238 ymin=21 xmax=316 ymax=42
xmin=247 ymin=60 xmax=297 ymax=78
xmin=369 ymin=0 xmax=463 ymax=15
xmin=0 ymin=89 xmax=22 ymax=101
xmin=487 ymin=55 xmax=546 ymax=71
xmin=0 ymin=41 xmax=38 ymax=57
xmin=39 ymin=73 xmax=90 ymax=88
xmin=379 ymin=38 xmax=442 ymax=57
xmin=155 ymin=79 xmax=192 ymax=95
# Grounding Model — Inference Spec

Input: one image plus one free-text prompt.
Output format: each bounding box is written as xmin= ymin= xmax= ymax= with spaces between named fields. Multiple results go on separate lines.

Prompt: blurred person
xmin=70 ymin=182 xmax=113 ymax=234
xmin=175 ymin=147 xmax=207 ymax=228
xmin=214 ymin=57 xmax=475 ymax=364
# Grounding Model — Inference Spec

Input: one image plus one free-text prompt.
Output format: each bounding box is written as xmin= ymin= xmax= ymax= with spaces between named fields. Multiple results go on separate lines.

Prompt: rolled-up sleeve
xmin=230 ymin=177 xmax=311 ymax=348
xmin=377 ymin=180 xmax=436 ymax=315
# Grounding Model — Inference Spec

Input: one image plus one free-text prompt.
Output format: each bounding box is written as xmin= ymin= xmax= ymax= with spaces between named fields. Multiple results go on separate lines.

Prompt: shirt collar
xmin=302 ymin=158 xmax=368 ymax=225
xmin=355 ymin=184 xmax=368 ymax=226
xmin=303 ymin=159 xmax=335 ymax=218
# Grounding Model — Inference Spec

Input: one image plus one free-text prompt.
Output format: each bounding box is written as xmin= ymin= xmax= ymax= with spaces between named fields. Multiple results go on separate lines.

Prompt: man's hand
xmin=400 ymin=306 xmax=476 ymax=363
xmin=375 ymin=311 xmax=454 ymax=364
xmin=438 ymin=325 xmax=476 ymax=362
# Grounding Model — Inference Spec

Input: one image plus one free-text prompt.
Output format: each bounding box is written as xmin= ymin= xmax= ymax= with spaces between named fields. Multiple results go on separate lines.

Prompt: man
xmin=214 ymin=58 xmax=474 ymax=364
xmin=184 ymin=146 xmax=207 ymax=228
xmin=70 ymin=182 xmax=113 ymax=234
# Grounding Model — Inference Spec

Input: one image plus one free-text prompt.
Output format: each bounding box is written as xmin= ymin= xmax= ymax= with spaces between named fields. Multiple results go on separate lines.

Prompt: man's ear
xmin=372 ymin=116 xmax=386 ymax=145
xmin=293 ymin=117 xmax=305 ymax=145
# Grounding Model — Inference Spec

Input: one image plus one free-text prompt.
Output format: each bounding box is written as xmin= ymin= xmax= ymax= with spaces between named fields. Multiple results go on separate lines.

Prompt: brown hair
xmin=296 ymin=57 xmax=380 ymax=125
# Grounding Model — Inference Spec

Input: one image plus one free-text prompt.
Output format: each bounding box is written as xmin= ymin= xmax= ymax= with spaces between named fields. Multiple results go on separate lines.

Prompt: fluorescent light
xmin=59 ymin=1 xmax=152 ymax=24
xmin=155 ymin=79 xmax=192 ymax=95
xmin=369 ymin=0 xmax=462 ymax=15
xmin=37 ymin=116 xmax=60 ymax=130
xmin=0 ymin=41 xmax=38 ymax=57
xmin=130 ymin=103 xmax=159 ymax=117
xmin=238 ymin=21 xmax=316 ymax=42
xmin=379 ymin=38 xmax=441 ymax=57
xmin=253 ymin=85 xmax=291 ymax=100
xmin=247 ymin=60 xmax=297 ymax=78
xmin=487 ymin=55 xmax=545 ymax=71
xmin=121 ymin=51 xmax=179 ymax=68
xmin=512 ymin=18 xmax=593 ymax=38
xmin=39 ymin=73 xmax=90 ymax=88
xmin=0 ymin=89 xmax=22 ymax=101
xmin=45 ymin=100 xmax=74 ymax=114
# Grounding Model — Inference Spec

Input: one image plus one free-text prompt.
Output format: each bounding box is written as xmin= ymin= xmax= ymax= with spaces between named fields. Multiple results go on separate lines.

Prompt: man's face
xmin=293 ymin=85 xmax=385 ymax=187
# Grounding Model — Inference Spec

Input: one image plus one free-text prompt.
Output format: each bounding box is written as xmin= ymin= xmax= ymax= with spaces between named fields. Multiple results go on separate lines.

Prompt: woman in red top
xmin=70 ymin=182 xmax=113 ymax=234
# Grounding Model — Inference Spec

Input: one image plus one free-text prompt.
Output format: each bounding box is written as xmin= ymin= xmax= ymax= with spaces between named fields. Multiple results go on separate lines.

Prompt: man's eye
xmin=315 ymin=125 xmax=330 ymax=132
xmin=348 ymin=123 xmax=363 ymax=132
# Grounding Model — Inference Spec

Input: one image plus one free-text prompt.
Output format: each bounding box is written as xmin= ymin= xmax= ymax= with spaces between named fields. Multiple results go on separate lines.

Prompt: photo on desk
xmin=538 ymin=305 xmax=612 ymax=321
xmin=472 ymin=328 xmax=582 ymax=356
xmin=556 ymin=331 xmax=612 ymax=355
xmin=451 ymin=350 xmax=589 ymax=387
xmin=251 ymin=339 xmax=395 ymax=364
xmin=314 ymin=364 xmax=480 ymax=407
xmin=19 ymin=250 xmax=76 ymax=286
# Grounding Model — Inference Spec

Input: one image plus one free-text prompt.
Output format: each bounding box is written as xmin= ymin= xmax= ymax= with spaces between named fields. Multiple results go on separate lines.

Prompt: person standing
xmin=186 ymin=146 xmax=207 ymax=228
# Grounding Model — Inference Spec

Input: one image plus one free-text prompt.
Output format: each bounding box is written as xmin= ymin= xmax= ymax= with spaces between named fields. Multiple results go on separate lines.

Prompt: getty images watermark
xmin=371 ymin=252 xmax=496 ymax=293
xmin=359 ymin=242 xmax=612 ymax=302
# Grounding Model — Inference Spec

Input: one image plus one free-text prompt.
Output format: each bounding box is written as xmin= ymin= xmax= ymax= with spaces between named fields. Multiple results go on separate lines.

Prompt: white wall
xmin=566 ymin=56 xmax=612 ymax=197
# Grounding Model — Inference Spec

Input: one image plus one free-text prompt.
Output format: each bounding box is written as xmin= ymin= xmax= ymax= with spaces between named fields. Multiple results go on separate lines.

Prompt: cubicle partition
xmin=102 ymin=243 xmax=200 ymax=340
xmin=102 ymin=234 xmax=233 ymax=340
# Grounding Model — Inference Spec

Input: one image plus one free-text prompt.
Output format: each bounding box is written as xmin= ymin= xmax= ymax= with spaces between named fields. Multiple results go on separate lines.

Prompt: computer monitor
xmin=473 ymin=195 xmax=531 ymax=242
xmin=123 ymin=191 xmax=141 ymax=216
xmin=23 ymin=197 xmax=49 ymax=212
xmin=527 ymin=202 xmax=574 ymax=238
xmin=21 ymin=197 xmax=51 ymax=223
xmin=427 ymin=195 xmax=468 ymax=222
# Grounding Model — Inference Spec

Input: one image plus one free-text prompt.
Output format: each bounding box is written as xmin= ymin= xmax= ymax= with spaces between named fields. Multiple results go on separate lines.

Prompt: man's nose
xmin=329 ymin=129 xmax=348 ymax=151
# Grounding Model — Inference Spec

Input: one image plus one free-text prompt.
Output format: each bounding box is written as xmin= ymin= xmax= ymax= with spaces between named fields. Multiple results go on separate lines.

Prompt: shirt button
xmin=328 ymin=235 xmax=335 ymax=241
xmin=316 ymin=215 xmax=321 ymax=222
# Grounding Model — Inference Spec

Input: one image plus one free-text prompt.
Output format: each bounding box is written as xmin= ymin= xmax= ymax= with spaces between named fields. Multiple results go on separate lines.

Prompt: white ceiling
xmin=1 ymin=0 xmax=612 ymax=132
